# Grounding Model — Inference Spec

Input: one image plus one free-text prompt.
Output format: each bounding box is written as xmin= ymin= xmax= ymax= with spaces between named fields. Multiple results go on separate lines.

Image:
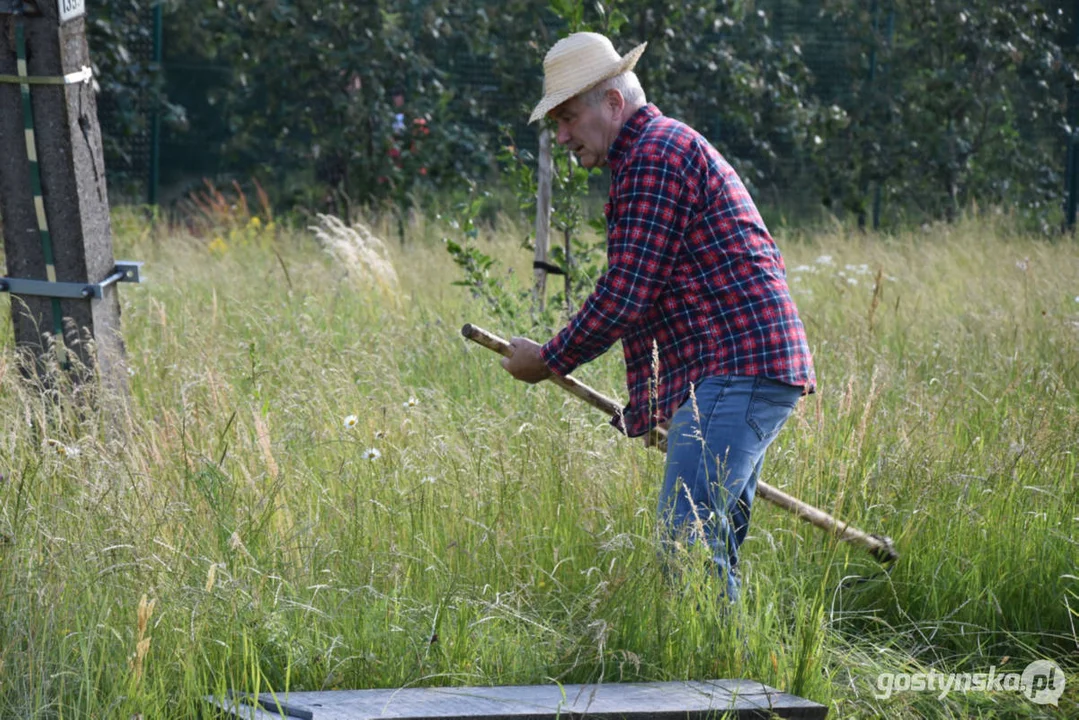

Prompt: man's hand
xmin=501 ymin=337 xmax=553 ymax=384
xmin=643 ymin=419 xmax=671 ymax=452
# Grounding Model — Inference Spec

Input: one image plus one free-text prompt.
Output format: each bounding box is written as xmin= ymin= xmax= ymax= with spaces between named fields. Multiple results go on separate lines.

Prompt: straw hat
xmin=529 ymin=32 xmax=647 ymax=124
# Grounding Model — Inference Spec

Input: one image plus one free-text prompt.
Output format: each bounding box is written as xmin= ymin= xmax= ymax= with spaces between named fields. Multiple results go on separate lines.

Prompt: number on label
xmin=58 ymin=0 xmax=86 ymax=23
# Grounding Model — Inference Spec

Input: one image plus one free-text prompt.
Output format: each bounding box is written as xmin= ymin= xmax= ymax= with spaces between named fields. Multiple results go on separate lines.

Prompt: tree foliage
xmin=818 ymin=0 xmax=1075 ymax=227
xmin=163 ymin=0 xmax=491 ymax=212
xmin=85 ymin=0 xmax=1077 ymax=227
xmin=86 ymin=0 xmax=185 ymax=196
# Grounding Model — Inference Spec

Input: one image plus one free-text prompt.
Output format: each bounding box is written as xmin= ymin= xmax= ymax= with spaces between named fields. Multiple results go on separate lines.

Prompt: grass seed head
xmin=311 ymin=213 xmax=399 ymax=291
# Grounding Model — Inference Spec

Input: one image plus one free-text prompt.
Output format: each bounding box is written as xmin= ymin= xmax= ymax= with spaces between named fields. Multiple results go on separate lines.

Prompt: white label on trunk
xmin=58 ymin=0 xmax=86 ymax=22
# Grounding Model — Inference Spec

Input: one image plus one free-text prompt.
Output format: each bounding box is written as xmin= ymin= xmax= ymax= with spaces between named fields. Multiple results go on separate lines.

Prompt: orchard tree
xmin=820 ymin=0 xmax=1075 ymax=227
xmin=163 ymin=0 xmax=494 ymax=215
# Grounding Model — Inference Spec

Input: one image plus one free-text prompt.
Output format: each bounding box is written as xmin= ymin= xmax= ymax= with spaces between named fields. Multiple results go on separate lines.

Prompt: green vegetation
xmin=0 ymin=208 xmax=1075 ymax=718
xmin=90 ymin=0 xmax=1076 ymax=227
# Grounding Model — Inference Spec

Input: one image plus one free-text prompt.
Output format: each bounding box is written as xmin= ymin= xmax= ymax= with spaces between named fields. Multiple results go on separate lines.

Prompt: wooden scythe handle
xmin=462 ymin=323 xmax=898 ymax=564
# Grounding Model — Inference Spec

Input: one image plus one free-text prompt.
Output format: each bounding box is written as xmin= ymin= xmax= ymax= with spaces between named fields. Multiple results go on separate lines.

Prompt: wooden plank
xmin=532 ymin=127 xmax=553 ymax=312
xmin=208 ymin=679 xmax=827 ymax=720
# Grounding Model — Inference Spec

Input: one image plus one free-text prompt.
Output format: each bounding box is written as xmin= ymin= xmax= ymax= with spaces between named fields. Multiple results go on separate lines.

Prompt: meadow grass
xmin=0 ymin=208 xmax=1076 ymax=718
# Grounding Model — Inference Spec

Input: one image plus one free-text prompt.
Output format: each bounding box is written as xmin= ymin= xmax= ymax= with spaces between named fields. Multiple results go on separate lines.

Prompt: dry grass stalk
xmin=253 ymin=410 xmax=279 ymax=481
xmin=129 ymin=594 xmax=156 ymax=683
xmin=310 ymin=213 xmax=399 ymax=292
xmin=251 ymin=410 xmax=300 ymax=567
xmin=182 ymin=178 xmax=272 ymax=235
xmin=205 ymin=562 xmax=219 ymax=593
xmin=868 ymin=267 xmax=885 ymax=333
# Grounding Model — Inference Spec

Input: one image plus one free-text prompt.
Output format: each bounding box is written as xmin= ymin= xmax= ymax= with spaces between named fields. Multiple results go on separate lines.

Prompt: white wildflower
xmin=846 ymin=277 xmax=858 ymax=285
xmin=403 ymin=396 xmax=419 ymax=409
xmin=815 ymin=254 xmax=834 ymax=266
xmin=374 ymin=429 xmax=387 ymax=440
xmin=343 ymin=414 xmax=359 ymax=429
xmin=420 ymin=476 xmax=437 ymax=484
xmin=362 ymin=448 xmax=382 ymax=461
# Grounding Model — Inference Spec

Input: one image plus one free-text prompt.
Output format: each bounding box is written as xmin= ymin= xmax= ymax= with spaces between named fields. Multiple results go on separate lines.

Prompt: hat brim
xmin=529 ymin=42 xmax=647 ymax=124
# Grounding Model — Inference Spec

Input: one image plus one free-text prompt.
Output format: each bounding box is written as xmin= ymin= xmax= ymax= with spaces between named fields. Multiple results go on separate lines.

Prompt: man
xmin=501 ymin=32 xmax=815 ymax=601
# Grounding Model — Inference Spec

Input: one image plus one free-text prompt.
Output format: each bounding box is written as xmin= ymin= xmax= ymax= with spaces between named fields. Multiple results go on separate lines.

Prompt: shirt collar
xmin=607 ymin=104 xmax=662 ymax=173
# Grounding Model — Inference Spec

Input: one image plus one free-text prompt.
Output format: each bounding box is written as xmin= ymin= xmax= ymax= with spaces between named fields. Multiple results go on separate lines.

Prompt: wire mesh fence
xmin=93 ymin=2 xmax=156 ymax=204
xmin=93 ymin=0 xmax=1079 ymax=230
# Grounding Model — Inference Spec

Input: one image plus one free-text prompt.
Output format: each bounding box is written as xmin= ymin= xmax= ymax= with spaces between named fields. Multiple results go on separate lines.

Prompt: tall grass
xmin=0 ymin=210 xmax=1075 ymax=718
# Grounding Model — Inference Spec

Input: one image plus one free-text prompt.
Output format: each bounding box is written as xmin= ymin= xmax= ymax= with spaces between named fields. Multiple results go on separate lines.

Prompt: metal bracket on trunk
xmin=0 ymin=261 xmax=144 ymax=300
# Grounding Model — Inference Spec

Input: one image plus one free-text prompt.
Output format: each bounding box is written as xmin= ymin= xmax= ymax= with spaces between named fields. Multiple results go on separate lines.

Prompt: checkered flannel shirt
xmin=541 ymin=104 xmax=816 ymax=437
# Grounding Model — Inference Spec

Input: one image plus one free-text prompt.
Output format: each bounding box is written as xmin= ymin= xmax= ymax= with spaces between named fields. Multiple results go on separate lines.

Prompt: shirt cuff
xmin=540 ymin=337 xmax=578 ymax=378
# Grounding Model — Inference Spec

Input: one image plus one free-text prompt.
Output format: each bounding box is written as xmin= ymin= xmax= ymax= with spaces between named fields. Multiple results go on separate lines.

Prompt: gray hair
xmin=581 ymin=71 xmax=647 ymax=109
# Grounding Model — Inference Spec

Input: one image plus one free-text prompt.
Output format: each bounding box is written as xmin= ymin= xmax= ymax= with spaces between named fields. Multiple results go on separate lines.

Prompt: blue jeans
xmin=657 ymin=375 xmax=802 ymax=602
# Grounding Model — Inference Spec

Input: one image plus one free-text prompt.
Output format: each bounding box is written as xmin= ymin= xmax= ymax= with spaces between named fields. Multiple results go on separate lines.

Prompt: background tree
xmin=88 ymin=0 xmax=186 ymax=201
xmin=819 ymin=0 xmax=1075 ymax=229
xmin=149 ymin=0 xmax=494 ymax=216
xmin=83 ymin=0 xmax=1078 ymax=228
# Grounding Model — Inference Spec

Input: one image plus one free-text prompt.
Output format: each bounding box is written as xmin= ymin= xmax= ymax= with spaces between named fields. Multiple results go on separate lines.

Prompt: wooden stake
xmin=532 ymin=128 xmax=553 ymax=313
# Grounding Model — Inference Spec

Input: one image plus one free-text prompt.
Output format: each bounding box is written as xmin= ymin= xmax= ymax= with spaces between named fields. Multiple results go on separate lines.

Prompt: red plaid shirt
xmin=541 ymin=104 xmax=815 ymax=438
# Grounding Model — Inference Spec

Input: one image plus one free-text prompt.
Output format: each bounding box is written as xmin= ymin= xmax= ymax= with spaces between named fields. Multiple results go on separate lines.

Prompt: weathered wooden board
xmin=209 ymin=679 xmax=827 ymax=720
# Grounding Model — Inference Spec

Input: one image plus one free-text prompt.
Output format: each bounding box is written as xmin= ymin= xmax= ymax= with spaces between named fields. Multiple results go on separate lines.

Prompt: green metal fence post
xmin=1066 ymin=0 xmax=1079 ymax=232
xmin=871 ymin=2 xmax=895 ymax=230
xmin=859 ymin=0 xmax=881 ymax=230
xmin=148 ymin=1 xmax=163 ymax=206
xmin=1069 ymin=130 xmax=1078 ymax=233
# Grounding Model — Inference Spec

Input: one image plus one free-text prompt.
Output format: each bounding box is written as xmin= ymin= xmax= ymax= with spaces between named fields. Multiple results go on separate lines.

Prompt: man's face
xmin=549 ymin=94 xmax=618 ymax=169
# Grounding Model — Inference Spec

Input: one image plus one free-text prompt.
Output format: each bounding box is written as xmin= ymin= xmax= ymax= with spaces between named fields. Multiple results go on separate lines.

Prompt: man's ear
xmin=606 ymin=88 xmax=626 ymax=117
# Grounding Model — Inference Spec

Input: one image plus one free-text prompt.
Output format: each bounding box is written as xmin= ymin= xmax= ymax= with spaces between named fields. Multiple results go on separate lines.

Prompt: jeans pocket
xmin=745 ymin=378 xmax=800 ymax=443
